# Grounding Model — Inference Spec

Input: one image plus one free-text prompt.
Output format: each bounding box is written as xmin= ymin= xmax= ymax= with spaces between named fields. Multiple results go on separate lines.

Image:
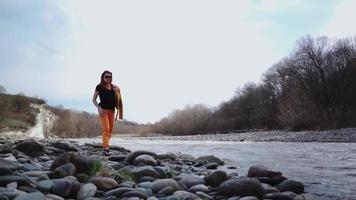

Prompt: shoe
xmin=102 ymin=149 xmax=110 ymax=156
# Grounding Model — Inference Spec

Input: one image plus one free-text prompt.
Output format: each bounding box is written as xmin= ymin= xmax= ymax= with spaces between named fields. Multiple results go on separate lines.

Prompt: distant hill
xmin=0 ymin=92 xmax=152 ymax=138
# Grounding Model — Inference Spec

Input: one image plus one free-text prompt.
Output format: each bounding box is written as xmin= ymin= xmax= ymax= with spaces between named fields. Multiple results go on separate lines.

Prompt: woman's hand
xmin=98 ymin=107 xmax=104 ymax=116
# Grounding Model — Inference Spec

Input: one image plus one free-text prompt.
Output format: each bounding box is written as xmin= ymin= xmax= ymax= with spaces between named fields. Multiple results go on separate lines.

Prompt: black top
xmin=95 ymin=84 xmax=115 ymax=110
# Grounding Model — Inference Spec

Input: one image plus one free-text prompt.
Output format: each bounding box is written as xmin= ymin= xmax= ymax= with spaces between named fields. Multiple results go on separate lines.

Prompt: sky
xmin=0 ymin=0 xmax=355 ymax=124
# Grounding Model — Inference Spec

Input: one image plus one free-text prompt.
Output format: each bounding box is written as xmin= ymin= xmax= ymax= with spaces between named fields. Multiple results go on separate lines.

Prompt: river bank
xmin=0 ymin=137 xmax=318 ymax=200
xmin=116 ymin=128 xmax=356 ymax=143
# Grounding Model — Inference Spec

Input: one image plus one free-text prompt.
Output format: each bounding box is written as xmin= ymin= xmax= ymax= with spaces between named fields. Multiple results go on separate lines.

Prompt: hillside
xmin=0 ymin=93 xmax=152 ymax=138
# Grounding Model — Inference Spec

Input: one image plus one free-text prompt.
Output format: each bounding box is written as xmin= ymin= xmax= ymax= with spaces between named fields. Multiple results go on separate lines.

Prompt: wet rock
xmin=277 ymin=180 xmax=304 ymax=194
xmin=51 ymin=141 xmax=78 ymax=152
xmin=188 ymin=184 xmax=208 ymax=193
xmin=108 ymin=155 xmax=127 ymax=163
xmin=14 ymin=192 xmax=46 ymax=200
xmin=133 ymin=155 xmax=157 ymax=166
xmin=0 ymin=158 xmax=19 ymax=170
xmin=0 ymin=176 xmax=32 ymax=187
xmin=37 ymin=180 xmax=54 ymax=192
xmin=104 ymin=187 xmax=135 ymax=198
xmin=132 ymin=166 xmax=160 ymax=179
xmin=157 ymin=153 xmax=177 ymax=160
xmin=75 ymin=173 xmax=90 ymax=183
xmin=14 ymin=140 xmax=44 ymax=157
xmin=138 ymin=176 xmax=156 ymax=183
xmin=153 ymin=166 xmax=170 ymax=178
xmin=248 ymin=165 xmax=282 ymax=178
xmin=119 ymin=181 xmax=135 ymax=188
xmin=110 ymin=163 xmax=126 ymax=170
xmin=195 ymin=155 xmax=224 ymax=165
xmin=51 ymin=179 xmax=81 ymax=198
xmin=167 ymin=190 xmax=200 ymax=200
xmin=77 ymin=183 xmax=97 ymax=200
xmin=151 ymin=179 xmax=180 ymax=193
xmin=205 ymin=170 xmax=228 ymax=187
xmin=138 ymin=181 xmax=153 ymax=189
xmin=89 ymin=177 xmax=119 ymax=191
xmin=124 ymin=151 xmax=157 ymax=164
xmin=261 ymin=183 xmax=279 ymax=194
xmin=52 ymin=163 xmax=76 ymax=179
xmin=179 ymin=175 xmax=205 ymax=188
xmin=204 ymin=163 xmax=218 ymax=169
xmin=219 ymin=177 xmax=264 ymax=198
xmin=0 ymin=187 xmax=25 ymax=199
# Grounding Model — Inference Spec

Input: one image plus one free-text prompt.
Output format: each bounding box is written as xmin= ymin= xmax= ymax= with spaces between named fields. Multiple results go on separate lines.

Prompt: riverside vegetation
xmin=0 ymin=137 xmax=317 ymax=200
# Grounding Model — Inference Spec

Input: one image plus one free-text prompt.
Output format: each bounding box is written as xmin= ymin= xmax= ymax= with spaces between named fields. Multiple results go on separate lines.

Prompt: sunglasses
xmin=104 ymin=76 xmax=112 ymax=79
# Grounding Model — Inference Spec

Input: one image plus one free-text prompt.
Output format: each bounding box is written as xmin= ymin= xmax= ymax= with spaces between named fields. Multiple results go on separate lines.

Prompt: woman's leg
xmin=99 ymin=110 xmax=110 ymax=149
xmin=107 ymin=109 xmax=115 ymax=141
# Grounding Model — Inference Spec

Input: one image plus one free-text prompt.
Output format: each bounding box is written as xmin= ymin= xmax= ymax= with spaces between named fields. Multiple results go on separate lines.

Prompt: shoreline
xmin=112 ymin=128 xmax=356 ymax=143
xmin=0 ymin=137 xmax=319 ymax=200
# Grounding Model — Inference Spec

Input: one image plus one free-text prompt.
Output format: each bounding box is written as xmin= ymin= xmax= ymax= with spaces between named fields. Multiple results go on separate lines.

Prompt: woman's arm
xmin=92 ymin=91 xmax=104 ymax=116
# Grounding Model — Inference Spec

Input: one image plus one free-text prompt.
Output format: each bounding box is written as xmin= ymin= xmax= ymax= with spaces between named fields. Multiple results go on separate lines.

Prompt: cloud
xmin=322 ymin=0 xmax=356 ymax=38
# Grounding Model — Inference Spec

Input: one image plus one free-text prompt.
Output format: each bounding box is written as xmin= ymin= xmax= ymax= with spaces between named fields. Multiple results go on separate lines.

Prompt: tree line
xmin=152 ymin=36 xmax=356 ymax=134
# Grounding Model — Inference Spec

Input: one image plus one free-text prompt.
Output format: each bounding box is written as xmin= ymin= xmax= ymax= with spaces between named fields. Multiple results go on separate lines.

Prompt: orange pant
xmin=99 ymin=109 xmax=115 ymax=149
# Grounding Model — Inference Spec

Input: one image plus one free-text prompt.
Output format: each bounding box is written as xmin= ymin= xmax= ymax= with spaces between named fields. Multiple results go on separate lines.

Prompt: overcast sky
xmin=1 ymin=0 xmax=355 ymax=124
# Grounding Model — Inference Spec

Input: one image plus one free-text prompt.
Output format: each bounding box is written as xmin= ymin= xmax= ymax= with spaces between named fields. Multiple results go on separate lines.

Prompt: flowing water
xmin=76 ymin=138 xmax=356 ymax=200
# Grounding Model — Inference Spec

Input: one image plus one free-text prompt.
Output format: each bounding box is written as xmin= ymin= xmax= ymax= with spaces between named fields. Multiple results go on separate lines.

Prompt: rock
xmin=108 ymin=155 xmax=127 ymax=163
xmin=261 ymin=183 xmax=279 ymax=194
xmin=52 ymin=163 xmax=76 ymax=179
xmin=124 ymin=151 xmax=157 ymax=164
xmin=0 ymin=167 xmax=13 ymax=176
xmin=195 ymin=155 xmax=224 ymax=165
xmin=50 ymin=152 xmax=100 ymax=174
xmin=133 ymin=155 xmax=157 ymax=166
xmin=247 ymin=165 xmax=282 ymax=178
xmin=0 ymin=144 xmax=12 ymax=154
xmin=0 ymin=176 xmax=32 ymax=187
xmin=151 ymin=179 xmax=180 ymax=193
xmin=188 ymin=184 xmax=208 ymax=193
xmin=20 ymin=163 xmax=42 ymax=171
xmin=204 ymin=163 xmax=218 ymax=169
xmin=138 ymin=176 xmax=156 ymax=183
xmin=219 ymin=177 xmax=264 ymax=198
xmin=167 ymin=191 xmax=201 ymax=200
xmin=14 ymin=139 xmax=44 ymax=157
xmin=45 ymin=194 xmax=65 ymax=200
xmin=138 ymin=181 xmax=153 ymax=189
xmin=13 ymin=192 xmax=46 ymax=200
xmin=179 ymin=175 xmax=205 ymax=188
xmin=110 ymin=163 xmax=126 ymax=170
xmin=104 ymin=187 xmax=135 ymax=198
xmin=89 ymin=177 xmax=119 ymax=191
xmin=51 ymin=141 xmax=78 ymax=151
xmin=136 ymin=187 xmax=153 ymax=197
xmin=17 ymin=186 xmax=40 ymax=193
xmin=205 ymin=171 xmax=228 ymax=187
xmin=51 ymin=179 xmax=81 ymax=198
xmin=255 ymin=174 xmax=287 ymax=185
xmin=277 ymin=180 xmax=304 ymax=194
xmin=119 ymin=181 xmax=135 ymax=188
xmin=153 ymin=166 xmax=170 ymax=179
xmin=75 ymin=173 xmax=90 ymax=183
xmin=0 ymin=187 xmax=25 ymax=199
xmin=37 ymin=180 xmax=54 ymax=192
xmin=196 ymin=191 xmax=213 ymax=200
xmin=0 ymin=158 xmax=19 ymax=170
xmin=121 ymin=190 xmax=147 ymax=199
xmin=77 ymin=183 xmax=97 ymax=200
xmin=157 ymin=153 xmax=177 ymax=160
xmin=239 ymin=196 xmax=258 ymax=200
xmin=132 ymin=166 xmax=160 ymax=179
xmin=108 ymin=145 xmax=131 ymax=152
xmin=158 ymin=186 xmax=174 ymax=195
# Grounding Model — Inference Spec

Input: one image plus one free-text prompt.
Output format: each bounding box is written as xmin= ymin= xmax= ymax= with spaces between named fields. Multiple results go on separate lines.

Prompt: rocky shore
xmin=128 ymin=128 xmax=356 ymax=143
xmin=0 ymin=137 xmax=318 ymax=200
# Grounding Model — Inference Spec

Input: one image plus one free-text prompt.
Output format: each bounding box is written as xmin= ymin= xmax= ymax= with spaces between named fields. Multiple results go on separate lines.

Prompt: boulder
xmin=124 ymin=151 xmax=157 ymax=164
xmin=151 ymin=179 xmax=180 ymax=193
xmin=219 ymin=177 xmax=264 ymax=198
xmin=89 ymin=177 xmax=119 ymax=191
xmin=277 ymin=180 xmax=304 ymax=194
xmin=204 ymin=171 xmax=228 ymax=187
xmin=133 ymin=155 xmax=157 ymax=166
xmin=14 ymin=139 xmax=44 ymax=157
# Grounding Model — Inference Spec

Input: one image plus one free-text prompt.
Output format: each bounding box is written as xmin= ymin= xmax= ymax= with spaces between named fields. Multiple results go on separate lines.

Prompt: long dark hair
xmin=100 ymin=70 xmax=112 ymax=87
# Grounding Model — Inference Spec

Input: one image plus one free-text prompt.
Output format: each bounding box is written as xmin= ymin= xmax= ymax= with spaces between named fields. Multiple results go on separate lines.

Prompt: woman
xmin=92 ymin=70 xmax=123 ymax=156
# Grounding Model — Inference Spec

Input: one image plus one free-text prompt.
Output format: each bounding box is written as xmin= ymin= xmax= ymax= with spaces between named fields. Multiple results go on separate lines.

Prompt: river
xmin=75 ymin=137 xmax=356 ymax=200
